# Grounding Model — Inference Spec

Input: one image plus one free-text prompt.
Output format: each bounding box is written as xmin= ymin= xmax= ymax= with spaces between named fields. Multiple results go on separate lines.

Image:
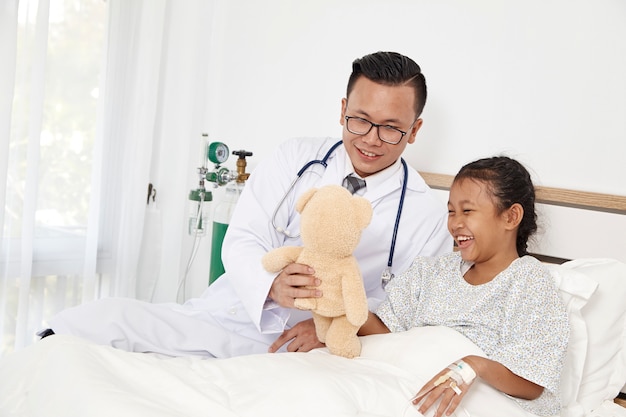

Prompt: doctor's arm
xmin=221 ymin=140 xmax=325 ymax=339
xmin=264 ymin=250 xmax=324 ymax=353
xmin=220 ymin=147 xmax=302 ymax=324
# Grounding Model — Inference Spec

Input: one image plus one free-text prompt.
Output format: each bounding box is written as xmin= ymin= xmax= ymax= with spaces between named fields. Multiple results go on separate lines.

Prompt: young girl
xmin=360 ymin=156 xmax=569 ymax=417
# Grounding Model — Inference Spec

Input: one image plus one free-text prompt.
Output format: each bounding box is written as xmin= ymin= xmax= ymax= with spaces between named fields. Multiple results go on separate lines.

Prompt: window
xmin=1 ymin=0 xmax=107 ymax=355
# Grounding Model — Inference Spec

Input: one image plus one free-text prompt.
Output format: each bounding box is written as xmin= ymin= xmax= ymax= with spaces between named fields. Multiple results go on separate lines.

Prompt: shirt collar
xmin=343 ymin=152 xmax=403 ymax=193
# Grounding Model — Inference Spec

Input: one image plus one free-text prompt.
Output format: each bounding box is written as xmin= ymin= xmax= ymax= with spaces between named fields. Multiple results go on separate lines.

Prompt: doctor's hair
xmin=453 ymin=156 xmax=538 ymax=257
xmin=347 ymin=51 xmax=427 ymax=118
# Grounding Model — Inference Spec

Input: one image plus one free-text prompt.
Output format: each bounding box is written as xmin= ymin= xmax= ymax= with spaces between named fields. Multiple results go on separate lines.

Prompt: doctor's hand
xmin=268 ymin=318 xmax=325 ymax=353
xmin=268 ymin=263 xmax=322 ymax=309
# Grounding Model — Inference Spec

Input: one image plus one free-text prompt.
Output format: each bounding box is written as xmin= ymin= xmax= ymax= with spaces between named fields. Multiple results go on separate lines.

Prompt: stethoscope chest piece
xmin=381 ymin=268 xmax=394 ymax=289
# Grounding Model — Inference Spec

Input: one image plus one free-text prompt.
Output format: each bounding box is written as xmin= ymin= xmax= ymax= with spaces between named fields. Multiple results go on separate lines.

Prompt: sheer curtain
xmin=0 ymin=0 xmax=213 ymax=357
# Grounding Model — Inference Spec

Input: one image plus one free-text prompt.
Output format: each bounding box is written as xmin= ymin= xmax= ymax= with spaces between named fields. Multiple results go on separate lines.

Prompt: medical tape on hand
xmin=442 ymin=369 xmax=464 ymax=386
xmin=448 ymin=379 xmax=462 ymax=395
xmin=447 ymin=360 xmax=476 ymax=385
xmin=433 ymin=373 xmax=450 ymax=387
xmin=428 ymin=369 xmax=466 ymax=398
xmin=434 ymin=372 xmax=463 ymax=394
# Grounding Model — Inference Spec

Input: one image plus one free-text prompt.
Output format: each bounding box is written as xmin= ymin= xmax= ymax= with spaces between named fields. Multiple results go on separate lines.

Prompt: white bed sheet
xmin=0 ymin=326 xmax=537 ymax=417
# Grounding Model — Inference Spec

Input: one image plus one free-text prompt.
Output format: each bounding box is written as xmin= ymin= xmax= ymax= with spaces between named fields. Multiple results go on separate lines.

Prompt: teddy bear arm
xmin=341 ymin=272 xmax=369 ymax=327
xmin=261 ymin=246 xmax=303 ymax=272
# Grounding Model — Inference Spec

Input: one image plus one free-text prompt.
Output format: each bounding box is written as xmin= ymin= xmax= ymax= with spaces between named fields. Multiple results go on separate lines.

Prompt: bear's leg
xmin=325 ymin=315 xmax=361 ymax=358
xmin=312 ymin=313 xmax=332 ymax=343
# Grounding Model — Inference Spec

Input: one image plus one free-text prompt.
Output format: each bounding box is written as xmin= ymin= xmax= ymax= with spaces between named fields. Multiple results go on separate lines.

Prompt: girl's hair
xmin=453 ymin=156 xmax=537 ymax=256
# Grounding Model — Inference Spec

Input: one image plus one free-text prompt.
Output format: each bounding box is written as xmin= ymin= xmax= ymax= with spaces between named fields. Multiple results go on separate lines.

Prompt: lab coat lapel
xmin=364 ymin=163 xmax=428 ymax=204
xmin=364 ymin=174 xmax=403 ymax=204
xmin=317 ymin=145 xmax=348 ymax=187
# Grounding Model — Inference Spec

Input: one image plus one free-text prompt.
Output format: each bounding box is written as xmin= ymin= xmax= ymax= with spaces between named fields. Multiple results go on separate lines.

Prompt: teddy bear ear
xmin=352 ymin=197 xmax=373 ymax=229
xmin=296 ymin=188 xmax=318 ymax=213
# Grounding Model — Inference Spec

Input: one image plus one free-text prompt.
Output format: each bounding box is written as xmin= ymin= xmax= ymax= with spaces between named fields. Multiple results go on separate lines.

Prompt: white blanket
xmin=0 ymin=326 xmax=536 ymax=417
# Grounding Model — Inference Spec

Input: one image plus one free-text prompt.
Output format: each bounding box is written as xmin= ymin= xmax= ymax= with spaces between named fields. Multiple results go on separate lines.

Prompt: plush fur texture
xmin=262 ymin=185 xmax=372 ymax=358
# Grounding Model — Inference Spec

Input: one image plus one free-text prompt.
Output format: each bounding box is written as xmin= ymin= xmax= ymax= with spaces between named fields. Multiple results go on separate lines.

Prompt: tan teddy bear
xmin=262 ymin=185 xmax=372 ymax=358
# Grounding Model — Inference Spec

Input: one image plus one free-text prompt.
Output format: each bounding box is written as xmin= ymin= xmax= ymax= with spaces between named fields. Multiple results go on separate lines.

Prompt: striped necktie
xmin=342 ymin=174 xmax=367 ymax=194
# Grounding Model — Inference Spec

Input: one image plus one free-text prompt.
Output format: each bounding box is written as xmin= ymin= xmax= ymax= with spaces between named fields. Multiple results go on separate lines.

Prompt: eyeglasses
xmin=344 ymin=116 xmax=414 ymax=145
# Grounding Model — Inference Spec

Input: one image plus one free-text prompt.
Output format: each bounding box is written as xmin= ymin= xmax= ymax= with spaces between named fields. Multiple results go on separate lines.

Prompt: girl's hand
xmin=411 ymin=359 xmax=477 ymax=417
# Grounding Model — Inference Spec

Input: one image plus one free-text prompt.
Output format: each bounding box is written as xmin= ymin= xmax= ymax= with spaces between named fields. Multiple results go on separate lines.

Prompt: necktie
xmin=342 ymin=174 xmax=367 ymax=194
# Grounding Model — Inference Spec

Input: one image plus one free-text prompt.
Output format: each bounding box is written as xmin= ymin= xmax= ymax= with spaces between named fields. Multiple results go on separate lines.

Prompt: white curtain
xmin=0 ymin=0 xmax=214 ymax=357
xmin=96 ymin=0 xmax=168 ymax=298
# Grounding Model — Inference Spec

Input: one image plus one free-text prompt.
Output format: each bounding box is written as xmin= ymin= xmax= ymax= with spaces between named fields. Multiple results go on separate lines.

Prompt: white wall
xmin=204 ymin=0 xmax=626 ymax=194
xmin=166 ymin=0 xmax=626 ymax=300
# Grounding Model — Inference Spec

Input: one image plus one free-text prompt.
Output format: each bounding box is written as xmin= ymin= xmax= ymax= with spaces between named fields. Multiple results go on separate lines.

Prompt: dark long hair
xmin=453 ymin=156 xmax=537 ymax=256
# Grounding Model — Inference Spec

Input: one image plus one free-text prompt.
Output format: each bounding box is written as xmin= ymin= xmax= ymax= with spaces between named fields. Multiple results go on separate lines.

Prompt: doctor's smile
xmin=355 ymin=145 xmax=381 ymax=159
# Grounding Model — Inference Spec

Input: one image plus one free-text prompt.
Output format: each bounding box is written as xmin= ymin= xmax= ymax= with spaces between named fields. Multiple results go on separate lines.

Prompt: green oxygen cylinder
xmin=209 ymin=182 xmax=244 ymax=284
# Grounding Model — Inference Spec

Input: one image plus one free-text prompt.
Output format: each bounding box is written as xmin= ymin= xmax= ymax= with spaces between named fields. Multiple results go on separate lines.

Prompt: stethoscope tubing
xmin=388 ymin=158 xmax=408 ymax=269
xmin=295 ymin=140 xmax=343 ymax=177
xmin=271 ymin=141 xmax=344 ymax=237
xmin=271 ymin=140 xmax=407 ymax=278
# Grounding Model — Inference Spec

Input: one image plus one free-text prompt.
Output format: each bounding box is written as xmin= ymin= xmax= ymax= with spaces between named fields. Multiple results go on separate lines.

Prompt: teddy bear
xmin=261 ymin=184 xmax=372 ymax=358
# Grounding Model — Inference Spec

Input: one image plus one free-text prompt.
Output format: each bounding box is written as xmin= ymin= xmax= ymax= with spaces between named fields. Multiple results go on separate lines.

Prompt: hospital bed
xmin=1 ymin=173 xmax=625 ymax=417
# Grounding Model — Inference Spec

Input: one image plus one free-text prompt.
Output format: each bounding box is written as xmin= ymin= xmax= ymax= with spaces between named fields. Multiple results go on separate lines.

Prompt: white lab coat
xmin=49 ymin=137 xmax=452 ymax=358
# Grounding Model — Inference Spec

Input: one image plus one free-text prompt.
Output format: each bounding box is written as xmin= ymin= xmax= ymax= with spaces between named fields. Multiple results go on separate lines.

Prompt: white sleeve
xmin=220 ymin=138 xmax=333 ymax=333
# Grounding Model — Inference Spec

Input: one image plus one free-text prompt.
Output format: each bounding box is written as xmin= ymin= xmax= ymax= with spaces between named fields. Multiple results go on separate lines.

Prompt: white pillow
xmin=560 ymin=258 xmax=626 ymax=414
xmin=546 ymin=263 xmax=597 ymax=417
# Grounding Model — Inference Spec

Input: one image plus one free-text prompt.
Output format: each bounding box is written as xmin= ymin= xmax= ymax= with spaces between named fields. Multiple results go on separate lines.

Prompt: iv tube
xmin=178 ymin=133 xmax=212 ymax=302
xmin=178 ymin=189 xmax=206 ymax=302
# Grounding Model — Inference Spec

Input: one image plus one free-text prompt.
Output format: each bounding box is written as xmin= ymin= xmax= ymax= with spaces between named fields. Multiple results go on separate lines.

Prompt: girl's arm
xmin=414 ymin=355 xmax=544 ymax=417
xmin=463 ymin=355 xmax=543 ymax=400
xmin=358 ymin=312 xmax=390 ymax=336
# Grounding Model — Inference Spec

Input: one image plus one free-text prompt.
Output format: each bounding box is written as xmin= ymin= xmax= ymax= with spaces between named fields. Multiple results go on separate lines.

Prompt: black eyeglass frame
xmin=344 ymin=116 xmax=417 ymax=145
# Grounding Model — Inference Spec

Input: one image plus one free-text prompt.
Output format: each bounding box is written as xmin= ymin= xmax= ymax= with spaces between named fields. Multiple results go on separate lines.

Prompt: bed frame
xmin=420 ymin=172 xmax=626 ymax=214
xmin=420 ymin=171 xmax=626 ymax=264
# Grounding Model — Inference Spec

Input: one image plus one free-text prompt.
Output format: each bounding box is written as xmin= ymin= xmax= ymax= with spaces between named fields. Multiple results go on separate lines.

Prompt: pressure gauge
xmin=208 ymin=142 xmax=229 ymax=164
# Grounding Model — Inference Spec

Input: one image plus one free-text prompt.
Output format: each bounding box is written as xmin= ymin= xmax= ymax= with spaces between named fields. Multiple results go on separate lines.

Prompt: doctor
xmin=44 ymin=51 xmax=453 ymax=358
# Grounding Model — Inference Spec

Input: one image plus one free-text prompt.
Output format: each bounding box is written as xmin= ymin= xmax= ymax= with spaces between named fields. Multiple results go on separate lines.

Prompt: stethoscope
xmin=270 ymin=140 xmax=408 ymax=288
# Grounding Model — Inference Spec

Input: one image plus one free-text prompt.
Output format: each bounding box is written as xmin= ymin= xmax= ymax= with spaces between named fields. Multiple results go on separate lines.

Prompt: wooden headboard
xmin=419 ymin=171 xmax=626 ymax=264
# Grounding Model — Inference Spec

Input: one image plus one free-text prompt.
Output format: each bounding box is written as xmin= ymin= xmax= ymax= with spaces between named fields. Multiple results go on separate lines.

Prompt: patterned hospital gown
xmin=376 ymin=252 xmax=569 ymax=416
